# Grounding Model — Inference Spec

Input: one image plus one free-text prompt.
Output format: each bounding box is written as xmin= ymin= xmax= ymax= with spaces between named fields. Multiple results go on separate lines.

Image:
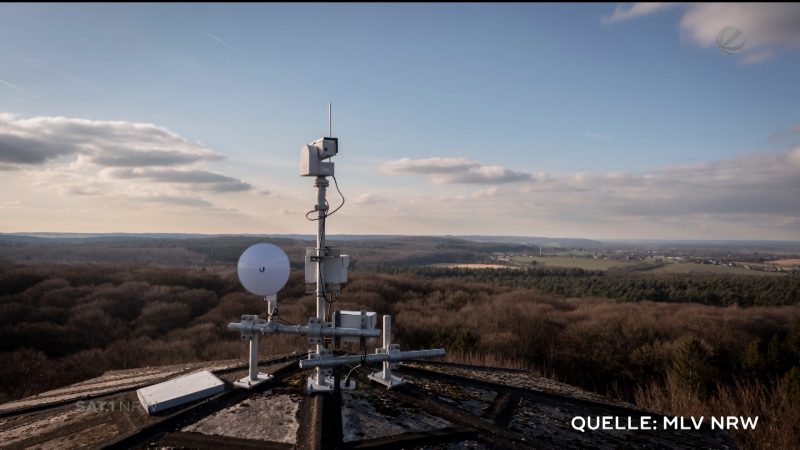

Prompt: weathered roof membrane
xmin=0 ymin=356 xmax=735 ymax=449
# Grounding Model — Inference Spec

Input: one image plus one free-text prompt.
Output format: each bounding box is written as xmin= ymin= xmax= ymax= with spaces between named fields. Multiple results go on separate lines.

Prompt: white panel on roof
xmin=136 ymin=370 xmax=225 ymax=415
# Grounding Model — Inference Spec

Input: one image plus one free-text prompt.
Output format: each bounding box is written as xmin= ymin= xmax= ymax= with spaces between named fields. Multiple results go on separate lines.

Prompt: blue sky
xmin=1 ymin=3 xmax=799 ymax=239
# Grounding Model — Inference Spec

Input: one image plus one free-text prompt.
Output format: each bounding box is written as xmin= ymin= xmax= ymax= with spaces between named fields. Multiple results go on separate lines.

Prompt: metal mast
xmin=229 ymin=103 xmax=445 ymax=395
xmin=312 ymin=174 xmax=330 ymax=390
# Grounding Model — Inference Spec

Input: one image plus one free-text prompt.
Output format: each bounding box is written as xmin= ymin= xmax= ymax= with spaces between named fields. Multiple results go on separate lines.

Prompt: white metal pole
xmin=314 ymin=175 xmax=329 ymax=386
xmin=315 ymin=177 xmax=328 ymax=322
xmin=266 ymin=295 xmax=275 ymax=322
xmin=249 ymin=332 xmax=258 ymax=381
xmin=382 ymin=315 xmax=391 ymax=378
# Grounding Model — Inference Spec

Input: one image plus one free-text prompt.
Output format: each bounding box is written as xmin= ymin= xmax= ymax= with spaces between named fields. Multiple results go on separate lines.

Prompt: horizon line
xmin=1 ymin=231 xmax=799 ymax=244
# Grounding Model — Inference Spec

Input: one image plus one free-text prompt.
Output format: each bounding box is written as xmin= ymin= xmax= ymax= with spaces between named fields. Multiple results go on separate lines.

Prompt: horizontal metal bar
xmin=298 ymin=349 xmax=446 ymax=369
xmin=227 ymin=322 xmax=381 ymax=338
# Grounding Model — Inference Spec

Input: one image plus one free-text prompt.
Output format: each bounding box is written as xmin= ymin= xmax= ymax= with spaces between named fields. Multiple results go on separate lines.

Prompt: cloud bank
xmin=0 ymin=114 xmax=222 ymax=168
xmin=381 ymin=157 xmax=533 ymax=184
xmin=112 ymin=168 xmax=253 ymax=193
xmin=0 ymin=114 xmax=255 ymax=210
xmin=375 ymin=129 xmax=800 ymax=238
xmin=602 ymin=3 xmax=676 ymax=25
xmin=530 ymin=148 xmax=800 ymax=219
xmin=2 ymin=113 xmax=798 ymax=239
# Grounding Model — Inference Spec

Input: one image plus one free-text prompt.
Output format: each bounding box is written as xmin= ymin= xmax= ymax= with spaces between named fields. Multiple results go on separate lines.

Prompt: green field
xmin=644 ymin=262 xmax=785 ymax=276
xmin=511 ymin=255 xmax=638 ymax=271
xmin=510 ymin=255 xmax=785 ymax=276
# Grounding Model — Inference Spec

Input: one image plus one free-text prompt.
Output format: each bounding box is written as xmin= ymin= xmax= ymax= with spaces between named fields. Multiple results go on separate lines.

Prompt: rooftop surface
xmin=0 ymin=355 xmax=735 ymax=449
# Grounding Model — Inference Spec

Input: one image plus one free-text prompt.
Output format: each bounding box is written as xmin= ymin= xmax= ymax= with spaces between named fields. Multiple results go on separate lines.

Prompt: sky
xmin=0 ymin=3 xmax=799 ymax=240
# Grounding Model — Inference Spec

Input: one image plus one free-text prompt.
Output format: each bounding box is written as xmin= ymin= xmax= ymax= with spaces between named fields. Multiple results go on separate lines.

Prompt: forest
xmin=1 ymin=236 xmax=799 ymax=449
xmin=407 ymin=266 xmax=800 ymax=306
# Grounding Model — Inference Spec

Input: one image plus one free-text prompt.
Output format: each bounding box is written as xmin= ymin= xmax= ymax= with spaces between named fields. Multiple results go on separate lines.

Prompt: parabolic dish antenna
xmin=237 ymin=243 xmax=290 ymax=296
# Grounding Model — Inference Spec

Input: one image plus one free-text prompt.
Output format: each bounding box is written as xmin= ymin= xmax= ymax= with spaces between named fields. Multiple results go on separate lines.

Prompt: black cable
xmin=324 ymin=292 xmax=341 ymax=321
xmin=343 ymin=347 xmax=368 ymax=387
xmin=326 ymin=174 xmax=345 ymax=217
xmin=304 ymin=174 xmax=344 ymax=221
xmin=343 ymin=364 xmax=360 ymax=388
xmin=272 ymin=316 xmax=294 ymax=326
xmin=326 ymin=296 xmax=332 ymax=321
xmin=302 ymin=173 xmax=346 ymax=323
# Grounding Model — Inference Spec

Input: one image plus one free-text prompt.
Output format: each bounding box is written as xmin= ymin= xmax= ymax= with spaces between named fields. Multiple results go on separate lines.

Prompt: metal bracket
xmin=307 ymin=318 xmax=323 ymax=345
xmin=369 ymin=316 xmax=406 ymax=389
xmin=233 ymin=315 xmax=273 ymax=389
xmin=306 ymin=349 xmax=335 ymax=393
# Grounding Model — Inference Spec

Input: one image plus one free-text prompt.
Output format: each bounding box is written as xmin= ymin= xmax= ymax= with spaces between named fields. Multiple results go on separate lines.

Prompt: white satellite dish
xmin=237 ymin=243 xmax=290 ymax=296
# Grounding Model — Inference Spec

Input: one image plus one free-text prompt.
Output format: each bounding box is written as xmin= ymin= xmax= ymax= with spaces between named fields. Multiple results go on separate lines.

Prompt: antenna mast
xmin=228 ymin=104 xmax=445 ymax=395
xmin=311 ymin=169 xmax=330 ymax=391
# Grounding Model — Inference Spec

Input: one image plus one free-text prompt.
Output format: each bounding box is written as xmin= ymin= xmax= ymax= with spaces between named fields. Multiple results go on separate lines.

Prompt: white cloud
xmin=604 ymin=3 xmax=800 ymax=63
xmin=352 ymin=193 xmax=380 ymax=204
xmin=0 ymin=113 xmax=258 ymax=211
xmin=0 ymin=114 xmax=222 ymax=167
xmin=381 ymin=157 xmax=477 ymax=174
xmin=526 ymin=148 xmax=800 ymax=218
xmin=679 ymin=4 xmax=800 ymax=50
xmin=142 ymin=195 xmax=215 ymax=208
xmin=471 ymin=187 xmax=499 ymax=198
xmin=789 ymin=147 xmax=800 ymax=167
xmin=381 ymin=157 xmax=533 ymax=184
xmin=601 ymin=3 xmax=676 ymax=25
xmin=111 ymin=168 xmax=253 ymax=192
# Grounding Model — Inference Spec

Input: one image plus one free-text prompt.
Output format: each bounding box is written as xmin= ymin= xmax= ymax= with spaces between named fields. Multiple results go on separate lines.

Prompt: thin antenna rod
xmin=328 ymin=102 xmax=332 ymax=137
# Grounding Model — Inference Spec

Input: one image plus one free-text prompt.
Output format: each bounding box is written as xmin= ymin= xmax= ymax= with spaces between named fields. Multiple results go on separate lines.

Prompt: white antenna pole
xmin=313 ymin=105 xmax=331 ymax=389
xmin=228 ymin=112 xmax=447 ymax=394
xmin=314 ymin=180 xmax=328 ymax=317
xmin=248 ymin=332 xmax=259 ymax=380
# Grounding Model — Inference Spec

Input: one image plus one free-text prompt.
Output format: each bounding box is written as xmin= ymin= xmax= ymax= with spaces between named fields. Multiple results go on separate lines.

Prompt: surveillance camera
xmin=314 ymin=137 xmax=338 ymax=159
xmin=299 ymin=137 xmax=337 ymax=177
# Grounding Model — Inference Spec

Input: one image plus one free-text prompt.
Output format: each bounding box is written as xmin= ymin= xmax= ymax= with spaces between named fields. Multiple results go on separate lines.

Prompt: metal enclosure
xmin=136 ymin=370 xmax=225 ymax=415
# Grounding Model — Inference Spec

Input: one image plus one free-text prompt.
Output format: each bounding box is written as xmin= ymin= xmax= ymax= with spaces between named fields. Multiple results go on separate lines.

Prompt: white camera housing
xmin=315 ymin=137 xmax=338 ymax=159
xmin=299 ymin=137 xmax=338 ymax=177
